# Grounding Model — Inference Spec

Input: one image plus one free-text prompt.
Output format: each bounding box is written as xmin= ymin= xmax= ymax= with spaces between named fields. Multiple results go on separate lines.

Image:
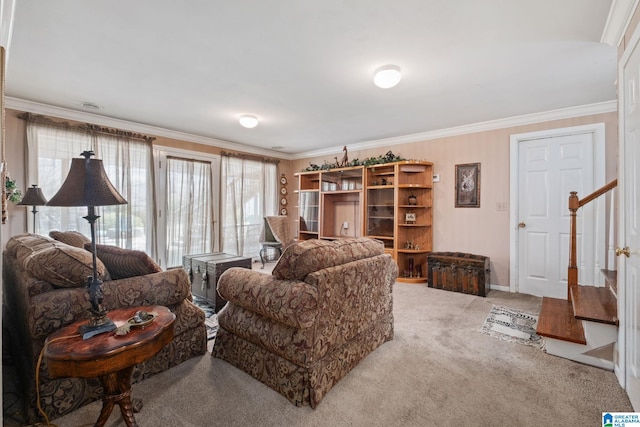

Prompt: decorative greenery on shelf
xmin=5 ymin=176 xmax=23 ymax=203
xmin=302 ymin=151 xmax=405 ymax=172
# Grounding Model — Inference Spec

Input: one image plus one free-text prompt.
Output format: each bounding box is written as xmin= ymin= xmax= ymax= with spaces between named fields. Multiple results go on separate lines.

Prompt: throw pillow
xmin=85 ymin=243 xmax=162 ymax=279
xmin=49 ymin=230 xmax=91 ymax=248
xmin=24 ymin=242 xmax=108 ymax=288
xmin=6 ymin=233 xmax=54 ymax=260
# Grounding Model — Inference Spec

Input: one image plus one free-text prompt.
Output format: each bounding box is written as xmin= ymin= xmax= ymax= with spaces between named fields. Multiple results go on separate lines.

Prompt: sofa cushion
xmin=23 ymin=242 xmax=108 ymax=288
xmin=85 ymin=243 xmax=162 ymax=279
xmin=272 ymin=237 xmax=385 ymax=281
xmin=49 ymin=230 xmax=91 ymax=248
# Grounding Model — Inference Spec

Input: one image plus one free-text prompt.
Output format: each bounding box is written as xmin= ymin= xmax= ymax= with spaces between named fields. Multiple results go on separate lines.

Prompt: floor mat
xmin=192 ymin=295 xmax=218 ymax=340
xmin=480 ymin=305 xmax=544 ymax=349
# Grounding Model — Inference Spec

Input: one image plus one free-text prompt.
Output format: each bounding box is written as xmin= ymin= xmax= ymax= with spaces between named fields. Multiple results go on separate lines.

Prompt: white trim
xmin=509 ymin=123 xmax=607 ymax=295
xmin=509 ymin=137 xmax=519 ymax=293
xmin=154 ymin=147 xmax=221 ymax=268
xmin=602 ymin=0 xmax=639 ymax=47
xmin=489 ymin=284 xmax=510 ymax=293
xmin=615 ymin=12 xmax=640 ymax=394
xmin=7 ymin=96 xmax=617 ymax=161
xmin=294 ymin=101 xmax=617 ymax=160
xmin=6 ymin=97 xmax=292 ymax=160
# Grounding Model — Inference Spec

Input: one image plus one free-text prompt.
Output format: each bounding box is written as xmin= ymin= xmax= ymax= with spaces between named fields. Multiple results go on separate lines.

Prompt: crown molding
xmin=293 ymin=100 xmax=617 ymax=160
xmin=8 ymin=97 xmax=617 ymax=163
xmin=601 ymin=0 xmax=639 ymax=47
xmin=6 ymin=97 xmax=294 ymax=160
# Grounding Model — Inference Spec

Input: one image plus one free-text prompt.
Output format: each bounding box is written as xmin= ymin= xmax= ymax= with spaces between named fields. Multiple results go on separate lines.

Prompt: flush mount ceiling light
xmin=373 ymin=65 xmax=402 ymax=89
xmin=239 ymin=115 xmax=259 ymax=128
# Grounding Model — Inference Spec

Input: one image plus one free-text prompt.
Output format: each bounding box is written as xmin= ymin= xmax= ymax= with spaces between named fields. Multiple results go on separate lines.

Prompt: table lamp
xmin=17 ymin=184 xmax=48 ymax=232
xmin=47 ymin=151 xmax=127 ymax=339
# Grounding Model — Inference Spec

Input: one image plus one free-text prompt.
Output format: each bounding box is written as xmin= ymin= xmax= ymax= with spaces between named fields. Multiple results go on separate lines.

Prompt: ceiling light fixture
xmin=373 ymin=65 xmax=402 ymax=89
xmin=239 ymin=115 xmax=259 ymax=128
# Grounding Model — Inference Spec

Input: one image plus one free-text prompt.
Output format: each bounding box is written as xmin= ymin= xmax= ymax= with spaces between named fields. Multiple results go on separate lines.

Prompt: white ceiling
xmin=5 ymin=0 xmax=618 ymax=157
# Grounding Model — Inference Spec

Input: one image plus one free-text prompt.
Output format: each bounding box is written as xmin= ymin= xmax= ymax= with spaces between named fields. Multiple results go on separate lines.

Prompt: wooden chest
xmin=183 ymin=252 xmax=252 ymax=311
xmin=427 ymin=252 xmax=490 ymax=297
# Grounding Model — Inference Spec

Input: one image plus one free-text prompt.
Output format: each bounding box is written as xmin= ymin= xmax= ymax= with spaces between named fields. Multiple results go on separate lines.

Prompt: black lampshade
xmin=47 ymin=151 xmax=127 ymax=207
xmin=17 ymin=185 xmax=48 ymax=206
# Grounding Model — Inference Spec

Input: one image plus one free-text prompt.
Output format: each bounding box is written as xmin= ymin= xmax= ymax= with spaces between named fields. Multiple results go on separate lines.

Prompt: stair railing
xmin=568 ymin=179 xmax=617 ymax=301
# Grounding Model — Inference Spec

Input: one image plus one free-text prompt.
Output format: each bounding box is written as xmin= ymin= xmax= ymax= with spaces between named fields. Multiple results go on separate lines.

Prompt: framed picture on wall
xmin=455 ymin=163 xmax=480 ymax=208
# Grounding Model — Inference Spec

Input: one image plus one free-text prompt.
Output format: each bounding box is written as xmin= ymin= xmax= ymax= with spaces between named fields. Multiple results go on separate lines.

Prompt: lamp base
xmin=79 ymin=317 xmax=116 ymax=340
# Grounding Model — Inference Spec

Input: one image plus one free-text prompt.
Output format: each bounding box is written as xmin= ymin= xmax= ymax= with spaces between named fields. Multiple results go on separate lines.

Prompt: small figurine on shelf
xmin=405 ymin=212 xmax=416 ymax=224
xmin=341 ymin=146 xmax=349 ymax=167
xmin=408 ymin=257 xmax=415 ymax=278
xmin=408 ymin=194 xmax=417 ymax=205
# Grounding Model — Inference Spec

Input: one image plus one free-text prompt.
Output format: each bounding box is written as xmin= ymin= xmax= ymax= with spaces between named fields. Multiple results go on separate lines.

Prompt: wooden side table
xmin=45 ymin=305 xmax=175 ymax=427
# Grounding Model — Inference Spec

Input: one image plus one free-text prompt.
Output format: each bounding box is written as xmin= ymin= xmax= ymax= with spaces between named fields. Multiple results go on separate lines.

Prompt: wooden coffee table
xmin=45 ymin=305 xmax=175 ymax=427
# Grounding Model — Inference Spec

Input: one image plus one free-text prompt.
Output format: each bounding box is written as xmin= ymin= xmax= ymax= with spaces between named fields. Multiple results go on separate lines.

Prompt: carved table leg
xmin=95 ymin=366 xmax=138 ymax=427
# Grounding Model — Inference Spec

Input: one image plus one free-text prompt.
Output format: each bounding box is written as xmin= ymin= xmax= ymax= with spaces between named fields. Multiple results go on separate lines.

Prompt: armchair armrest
xmin=103 ymin=267 xmax=191 ymax=308
xmin=217 ymin=268 xmax=318 ymax=329
xmin=28 ymin=268 xmax=191 ymax=341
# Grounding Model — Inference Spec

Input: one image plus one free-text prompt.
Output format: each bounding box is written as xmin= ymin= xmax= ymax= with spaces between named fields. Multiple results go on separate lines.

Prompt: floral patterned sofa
xmin=2 ymin=232 xmax=207 ymax=423
xmin=212 ymin=237 xmax=398 ymax=408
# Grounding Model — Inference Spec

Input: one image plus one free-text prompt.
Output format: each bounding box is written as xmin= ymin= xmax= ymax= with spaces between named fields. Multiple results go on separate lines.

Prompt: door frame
xmin=154 ymin=146 xmax=221 ymax=268
xmin=509 ymin=123 xmax=606 ymax=294
xmin=616 ymin=13 xmax=640 ymax=391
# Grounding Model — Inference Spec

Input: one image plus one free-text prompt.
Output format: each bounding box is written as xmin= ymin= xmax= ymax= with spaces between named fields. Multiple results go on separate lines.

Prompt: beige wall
xmin=292 ymin=112 xmax=618 ymax=288
xmin=4 ymin=107 xmax=617 ymax=288
xmin=4 ymin=109 xmax=27 ymax=240
xmin=2 ymin=109 xmax=293 ymax=248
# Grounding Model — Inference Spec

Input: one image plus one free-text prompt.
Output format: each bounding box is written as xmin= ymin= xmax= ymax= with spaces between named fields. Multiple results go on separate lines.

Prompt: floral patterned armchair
xmin=212 ymin=237 xmax=398 ymax=408
xmin=2 ymin=232 xmax=207 ymax=423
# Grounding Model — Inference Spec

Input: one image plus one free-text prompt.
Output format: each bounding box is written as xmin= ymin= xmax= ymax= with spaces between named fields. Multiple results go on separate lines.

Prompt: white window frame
xmin=154 ymin=147 xmax=220 ymax=268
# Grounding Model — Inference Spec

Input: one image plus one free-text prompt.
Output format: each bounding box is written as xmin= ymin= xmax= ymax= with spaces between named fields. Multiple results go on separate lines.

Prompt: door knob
xmin=518 ymin=222 xmax=526 ymax=228
xmin=616 ymin=246 xmax=630 ymax=257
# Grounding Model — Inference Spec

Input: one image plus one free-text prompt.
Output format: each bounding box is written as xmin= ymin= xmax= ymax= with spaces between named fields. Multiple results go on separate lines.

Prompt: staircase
xmin=536 ymin=180 xmax=619 ymax=370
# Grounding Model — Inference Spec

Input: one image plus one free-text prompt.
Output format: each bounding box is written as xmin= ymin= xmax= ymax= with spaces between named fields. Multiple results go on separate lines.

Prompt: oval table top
xmin=45 ymin=305 xmax=175 ymax=378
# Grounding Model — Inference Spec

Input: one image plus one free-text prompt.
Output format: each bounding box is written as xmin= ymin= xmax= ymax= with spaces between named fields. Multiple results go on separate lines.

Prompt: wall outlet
xmin=343 ymin=221 xmax=349 ymax=229
xmin=433 ymin=173 xmax=441 ymax=183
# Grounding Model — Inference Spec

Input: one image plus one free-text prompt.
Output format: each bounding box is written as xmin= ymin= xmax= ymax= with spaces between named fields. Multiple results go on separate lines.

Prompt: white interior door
xmin=621 ymin=22 xmax=640 ymax=410
xmin=511 ymin=125 xmax=605 ymax=298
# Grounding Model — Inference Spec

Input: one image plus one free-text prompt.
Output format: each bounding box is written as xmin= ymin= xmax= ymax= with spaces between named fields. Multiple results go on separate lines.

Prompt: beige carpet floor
xmin=52 ymin=282 xmax=632 ymax=427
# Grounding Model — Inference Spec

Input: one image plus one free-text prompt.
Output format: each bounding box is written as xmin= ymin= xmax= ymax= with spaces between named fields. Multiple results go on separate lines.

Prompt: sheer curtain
xmin=165 ymin=156 xmax=213 ymax=268
xmin=221 ymin=154 xmax=277 ymax=258
xmin=25 ymin=118 xmax=156 ymax=255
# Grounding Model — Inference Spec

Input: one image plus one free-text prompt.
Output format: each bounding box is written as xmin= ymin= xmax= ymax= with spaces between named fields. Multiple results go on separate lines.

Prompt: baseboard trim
xmin=489 ymin=284 xmax=510 ymax=293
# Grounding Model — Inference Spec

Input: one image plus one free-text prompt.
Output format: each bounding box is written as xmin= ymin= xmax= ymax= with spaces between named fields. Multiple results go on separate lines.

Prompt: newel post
xmin=568 ymin=191 xmax=579 ymax=301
